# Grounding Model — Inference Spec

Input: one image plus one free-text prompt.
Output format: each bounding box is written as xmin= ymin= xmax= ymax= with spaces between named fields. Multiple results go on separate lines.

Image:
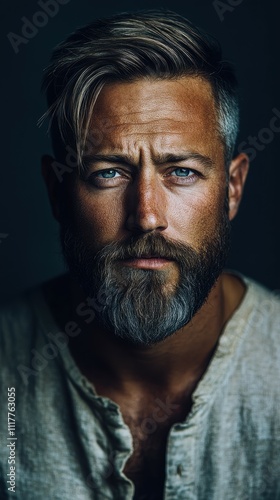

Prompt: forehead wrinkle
xmin=89 ymin=128 xmax=220 ymax=162
xmin=93 ymin=120 xmax=213 ymax=144
xmin=86 ymin=124 xmax=219 ymax=160
xmin=95 ymin=117 xmax=203 ymax=131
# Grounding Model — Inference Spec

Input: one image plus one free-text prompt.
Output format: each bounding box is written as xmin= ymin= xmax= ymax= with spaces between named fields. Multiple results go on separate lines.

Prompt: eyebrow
xmin=81 ymin=152 xmax=214 ymax=171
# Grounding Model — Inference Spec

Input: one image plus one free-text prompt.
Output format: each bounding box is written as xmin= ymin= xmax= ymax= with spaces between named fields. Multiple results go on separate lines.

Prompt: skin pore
xmin=42 ymin=76 xmax=249 ymax=495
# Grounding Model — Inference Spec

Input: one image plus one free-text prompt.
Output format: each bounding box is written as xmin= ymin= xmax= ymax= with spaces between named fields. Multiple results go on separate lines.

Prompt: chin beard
xmin=60 ymin=197 xmax=231 ymax=347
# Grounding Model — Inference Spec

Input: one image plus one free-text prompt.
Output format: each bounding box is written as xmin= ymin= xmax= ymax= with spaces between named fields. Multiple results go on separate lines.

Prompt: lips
xmin=125 ymin=254 xmax=172 ymax=260
xmin=120 ymin=255 xmax=173 ymax=269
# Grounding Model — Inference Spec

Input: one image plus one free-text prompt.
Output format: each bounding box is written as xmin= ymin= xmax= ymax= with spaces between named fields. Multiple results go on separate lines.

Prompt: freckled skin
xmin=71 ymin=77 xmax=227 ymax=255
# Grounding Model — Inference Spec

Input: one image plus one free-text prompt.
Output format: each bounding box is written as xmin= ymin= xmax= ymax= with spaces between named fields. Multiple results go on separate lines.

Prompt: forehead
xmin=87 ymin=77 xmax=222 ymax=160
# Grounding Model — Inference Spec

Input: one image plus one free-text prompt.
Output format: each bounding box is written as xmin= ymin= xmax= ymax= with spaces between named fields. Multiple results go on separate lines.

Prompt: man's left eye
xmin=170 ymin=168 xmax=193 ymax=177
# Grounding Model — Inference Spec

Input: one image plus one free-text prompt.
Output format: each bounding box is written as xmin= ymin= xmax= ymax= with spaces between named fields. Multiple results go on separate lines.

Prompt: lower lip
xmin=121 ymin=258 xmax=173 ymax=269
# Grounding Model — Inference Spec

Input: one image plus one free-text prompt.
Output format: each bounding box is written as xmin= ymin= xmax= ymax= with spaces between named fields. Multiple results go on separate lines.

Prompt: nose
xmin=125 ymin=171 xmax=168 ymax=233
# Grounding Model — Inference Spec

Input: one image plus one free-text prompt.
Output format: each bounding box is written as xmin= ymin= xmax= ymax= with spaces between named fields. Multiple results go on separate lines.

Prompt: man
xmin=1 ymin=9 xmax=280 ymax=500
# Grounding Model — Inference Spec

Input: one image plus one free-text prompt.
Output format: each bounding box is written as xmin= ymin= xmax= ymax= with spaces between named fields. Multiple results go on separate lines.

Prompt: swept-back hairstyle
xmin=40 ymin=10 xmax=239 ymax=169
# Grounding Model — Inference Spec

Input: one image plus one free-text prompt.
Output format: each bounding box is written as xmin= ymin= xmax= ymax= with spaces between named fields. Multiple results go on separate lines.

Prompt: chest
xmin=122 ymin=398 xmax=192 ymax=499
xmin=123 ymin=419 xmax=168 ymax=499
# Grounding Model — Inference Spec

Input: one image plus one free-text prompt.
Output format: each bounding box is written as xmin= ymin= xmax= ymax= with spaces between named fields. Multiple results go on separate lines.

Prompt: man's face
xmin=60 ymin=77 xmax=232 ymax=345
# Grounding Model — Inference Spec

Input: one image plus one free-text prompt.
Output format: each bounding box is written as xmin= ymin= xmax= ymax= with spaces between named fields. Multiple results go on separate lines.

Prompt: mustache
xmin=93 ymin=233 xmax=198 ymax=264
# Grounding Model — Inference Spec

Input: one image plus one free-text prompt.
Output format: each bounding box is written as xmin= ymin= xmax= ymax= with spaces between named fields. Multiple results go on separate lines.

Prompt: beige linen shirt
xmin=0 ymin=274 xmax=280 ymax=499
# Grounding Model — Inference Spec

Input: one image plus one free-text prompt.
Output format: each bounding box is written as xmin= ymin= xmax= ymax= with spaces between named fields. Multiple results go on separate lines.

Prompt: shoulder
xmin=0 ymin=278 xmax=72 ymax=392
xmin=216 ymin=275 xmax=280 ymax=434
xmin=223 ymin=273 xmax=280 ymax=378
xmin=241 ymin=275 xmax=280 ymax=336
xmin=227 ymin=272 xmax=280 ymax=333
xmin=228 ymin=274 xmax=280 ymax=392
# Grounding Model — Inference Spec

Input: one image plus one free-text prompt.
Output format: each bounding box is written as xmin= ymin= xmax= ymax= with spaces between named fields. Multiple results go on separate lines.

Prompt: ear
xmin=41 ymin=154 xmax=62 ymax=222
xmin=228 ymin=153 xmax=250 ymax=221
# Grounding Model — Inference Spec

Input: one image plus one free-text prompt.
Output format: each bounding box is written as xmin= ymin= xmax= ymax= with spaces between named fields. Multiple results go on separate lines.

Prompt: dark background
xmin=1 ymin=0 xmax=280 ymax=300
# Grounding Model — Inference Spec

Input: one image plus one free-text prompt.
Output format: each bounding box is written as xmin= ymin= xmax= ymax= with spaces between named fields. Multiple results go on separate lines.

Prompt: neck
xmin=49 ymin=272 xmax=245 ymax=397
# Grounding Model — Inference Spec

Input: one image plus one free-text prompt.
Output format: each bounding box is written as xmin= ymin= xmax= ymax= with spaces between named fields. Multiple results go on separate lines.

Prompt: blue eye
xmin=96 ymin=169 xmax=120 ymax=178
xmin=171 ymin=168 xmax=192 ymax=177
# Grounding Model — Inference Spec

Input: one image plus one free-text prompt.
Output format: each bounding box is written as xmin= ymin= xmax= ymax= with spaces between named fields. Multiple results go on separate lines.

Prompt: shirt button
xmin=176 ymin=464 xmax=183 ymax=476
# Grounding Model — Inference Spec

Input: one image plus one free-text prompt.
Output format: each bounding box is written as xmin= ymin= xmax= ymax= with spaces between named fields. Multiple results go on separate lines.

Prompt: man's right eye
xmin=85 ymin=168 xmax=128 ymax=188
xmin=95 ymin=169 xmax=121 ymax=178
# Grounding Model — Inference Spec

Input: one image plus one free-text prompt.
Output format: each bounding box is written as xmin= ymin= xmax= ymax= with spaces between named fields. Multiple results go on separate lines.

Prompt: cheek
xmin=70 ymin=184 xmax=126 ymax=247
xmin=167 ymin=185 xmax=226 ymax=247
